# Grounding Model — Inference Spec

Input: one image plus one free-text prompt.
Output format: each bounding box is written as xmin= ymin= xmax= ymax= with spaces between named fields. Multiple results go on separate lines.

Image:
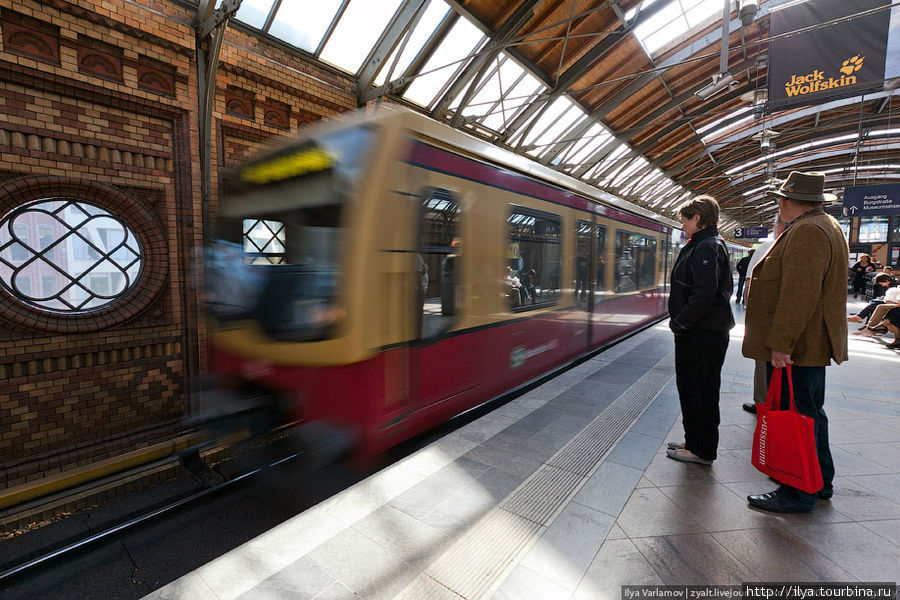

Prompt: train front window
xmin=207 ymin=126 xmax=376 ymax=341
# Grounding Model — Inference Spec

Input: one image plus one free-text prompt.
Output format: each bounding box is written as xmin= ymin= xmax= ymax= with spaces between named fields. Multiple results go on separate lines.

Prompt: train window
xmin=418 ymin=188 xmax=460 ymax=339
xmin=575 ymin=220 xmax=591 ymax=310
xmin=615 ymin=230 xmax=657 ymax=293
xmin=596 ymin=223 xmax=608 ymax=295
xmin=243 ymin=219 xmax=286 ymax=264
xmin=508 ymin=207 xmax=561 ymax=310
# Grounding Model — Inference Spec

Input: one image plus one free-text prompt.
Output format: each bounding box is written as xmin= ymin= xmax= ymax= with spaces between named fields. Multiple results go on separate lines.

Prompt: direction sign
xmin=843 ymin=183 xmax=900 ymax=217
xmin=734 ymin=227 xmax=769 ymax=239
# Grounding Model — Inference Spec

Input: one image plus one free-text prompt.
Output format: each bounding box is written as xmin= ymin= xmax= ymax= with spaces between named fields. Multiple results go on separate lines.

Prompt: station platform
xmin=143 ymin=306 xmax=900 ymax=600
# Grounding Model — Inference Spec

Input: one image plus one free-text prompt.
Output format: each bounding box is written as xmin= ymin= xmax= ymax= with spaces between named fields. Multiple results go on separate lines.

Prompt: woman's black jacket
xmin=668 ymin=226 xmax=735 ymax=333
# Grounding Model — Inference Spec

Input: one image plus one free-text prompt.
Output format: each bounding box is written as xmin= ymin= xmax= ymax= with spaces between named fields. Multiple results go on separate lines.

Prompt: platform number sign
xmin=735 ymin=227 xmax=769 ymax=239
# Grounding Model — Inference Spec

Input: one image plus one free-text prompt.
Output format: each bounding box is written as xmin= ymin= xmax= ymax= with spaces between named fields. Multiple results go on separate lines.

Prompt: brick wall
xmin=0 ymin=0 xmax=356 ymax=488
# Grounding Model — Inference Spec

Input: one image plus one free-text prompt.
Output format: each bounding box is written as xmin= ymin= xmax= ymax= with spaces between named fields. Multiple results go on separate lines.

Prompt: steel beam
xmin=496 ymin=0 xmax=675 ymax=146
xmin=357 ymin=0 xmax=430 ymax=98
xmin=432 ymin=0 xmax=541 ymax=122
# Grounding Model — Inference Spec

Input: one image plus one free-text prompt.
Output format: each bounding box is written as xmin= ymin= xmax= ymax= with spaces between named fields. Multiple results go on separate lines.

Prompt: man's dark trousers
xmin=674 ymin=329 xmax=729 ymax=461
xmin=735 ymin=275 xmax=746 ymax=301
xmin=765 ymin=363 xmax=834 ymax=505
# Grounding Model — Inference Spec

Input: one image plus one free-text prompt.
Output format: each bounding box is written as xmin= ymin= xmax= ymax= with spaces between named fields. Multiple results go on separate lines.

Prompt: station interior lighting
xmin=695 ymin=72 xmax=738 ymax=100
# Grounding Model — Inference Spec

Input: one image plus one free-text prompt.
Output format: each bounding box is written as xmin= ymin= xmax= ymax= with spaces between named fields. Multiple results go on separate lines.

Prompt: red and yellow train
xmin=204 ymin=108 xmax=677 ymax=461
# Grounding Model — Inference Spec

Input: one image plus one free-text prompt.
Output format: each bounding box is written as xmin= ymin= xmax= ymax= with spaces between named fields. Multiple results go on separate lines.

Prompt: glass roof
xmin=233 ymin=0 xmax=274 ymax=29
xmin=224 ymin=0 xmax=699 ymax=219
xmin=319 ymin=0 xmax=405 ymax=73
xmin=403 ymin=16 xmax=486 ymax=108
xmin=627 ymin=0 xmax=722 ymax=56
xmin=268 ymin=0 xmax=342 ymax=53
xmin=374 ymin=0 xmax=451 ymax=85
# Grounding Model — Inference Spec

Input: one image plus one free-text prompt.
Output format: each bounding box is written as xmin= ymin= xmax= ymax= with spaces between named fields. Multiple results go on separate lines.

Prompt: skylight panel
xmin=588 ymin=144 xmax=629 ymax=181
xmin=526 ymin=102 xmax=585 ymax=157
xmin=610 ymin=156 xmax=649 ymax=186
xmin=564 ymin=125 xmax=614 ymax=166
xmin=374 ymin=0 xmax=450 ymax=85
xmin=319 ymin=0 xmax=405 ymax=73
xmin=403 ymin=15 xmax=485 ymax=108
xmin=634 ymin=1 xmax=685 ymax=55
xmin=684 ymin=0 xmax=722 ymax=28
xmin=453 ymin=53 xmax=526 ymax=121
xmin=234 ymin=0 xmax=276 ymax=29
xmin=481 ymin=73 xmax=543 ymax=131
xmin=520 ymin=97 xmax=577 ymax=149
xmin=696 ymin=106 xmax=752 ymax=136
xmin=267 ymin=0 xmax=342 ymax=53
xmin=597 ymin=149 xmax=637 ymax=185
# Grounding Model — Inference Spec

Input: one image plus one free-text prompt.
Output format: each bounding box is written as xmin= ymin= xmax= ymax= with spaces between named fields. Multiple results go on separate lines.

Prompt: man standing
xmin=734 ymin=250 xmax=753 ymax=303
xmin=743 ymin=171 xmax=849 ymax=513
xmin=742 ymin=215 xmax=786 ymax=415
xmin=666 ymin=195 xmax=734 ymax=466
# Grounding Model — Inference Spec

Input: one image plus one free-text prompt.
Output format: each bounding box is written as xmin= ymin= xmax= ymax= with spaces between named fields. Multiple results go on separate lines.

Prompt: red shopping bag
xmin=751 ymin=366 xmax=824 ymax=494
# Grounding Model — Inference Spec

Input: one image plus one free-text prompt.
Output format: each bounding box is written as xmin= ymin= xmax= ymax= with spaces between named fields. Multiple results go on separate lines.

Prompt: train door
xmin=575 ymin=219 xmax=593 ymax=349
xmin=409 ymin=187 xmax=482 ymax=415
xmin=591 ymin=222 xmax=616 ymax=345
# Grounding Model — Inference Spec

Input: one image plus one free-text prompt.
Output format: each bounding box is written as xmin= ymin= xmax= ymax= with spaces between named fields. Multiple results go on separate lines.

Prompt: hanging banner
xmin=768 ymin=0 xmax=890 ymax=110
xmin=886 ymin=4 xmax=900 ymax=84
xmin=842 ymin=183 xmax=900 ymax=216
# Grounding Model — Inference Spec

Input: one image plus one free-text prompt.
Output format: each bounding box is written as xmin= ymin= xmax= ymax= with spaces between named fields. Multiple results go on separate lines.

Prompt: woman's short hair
xmin=677 ymin=195 xmax=720 ymax=229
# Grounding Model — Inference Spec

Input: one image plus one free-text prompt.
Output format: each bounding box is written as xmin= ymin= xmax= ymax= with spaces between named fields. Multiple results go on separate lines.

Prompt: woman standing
xmin=850 ymin=254 xmax=874 ymax=298
xmin=667 ymin=196 xmax=735 ymax=465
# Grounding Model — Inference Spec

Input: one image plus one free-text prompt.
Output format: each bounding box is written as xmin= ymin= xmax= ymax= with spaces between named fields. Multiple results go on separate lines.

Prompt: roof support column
xmin=195 ymin=0 xmax=241 ymax=245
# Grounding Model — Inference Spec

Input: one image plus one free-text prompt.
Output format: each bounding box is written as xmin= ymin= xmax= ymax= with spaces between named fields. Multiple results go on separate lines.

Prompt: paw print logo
xmin=840 ymin=55 xmax=864 ymax=76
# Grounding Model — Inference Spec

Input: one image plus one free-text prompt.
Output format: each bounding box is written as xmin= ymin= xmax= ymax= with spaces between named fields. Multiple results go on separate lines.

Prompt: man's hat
xmin=768 ymin=171 xmax=836 ymax=202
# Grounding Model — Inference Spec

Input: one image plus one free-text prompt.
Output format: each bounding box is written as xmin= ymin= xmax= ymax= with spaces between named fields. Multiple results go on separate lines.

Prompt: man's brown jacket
xmin=742 ymin=208 xmax=849 ymax=367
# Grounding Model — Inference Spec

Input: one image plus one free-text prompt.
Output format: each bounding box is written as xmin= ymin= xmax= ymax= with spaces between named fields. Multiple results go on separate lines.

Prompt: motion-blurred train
xmin=201 ymin=108 xmax=683 ymax=463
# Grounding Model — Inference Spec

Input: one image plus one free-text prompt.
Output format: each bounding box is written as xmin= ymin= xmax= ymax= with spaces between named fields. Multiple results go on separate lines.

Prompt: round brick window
xmin=0 ymin=177 xmax=167 ymax=332
xmin=0 ymin=199 xmax=144 ymax=311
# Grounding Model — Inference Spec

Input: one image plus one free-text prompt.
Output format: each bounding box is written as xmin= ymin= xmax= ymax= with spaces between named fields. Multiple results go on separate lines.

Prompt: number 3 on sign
xmin=734 ymin=228 xmax=743 ymax=238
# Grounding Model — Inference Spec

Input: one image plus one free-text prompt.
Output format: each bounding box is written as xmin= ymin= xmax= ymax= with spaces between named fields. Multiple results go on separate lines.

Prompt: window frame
xmin=0 ymin=177 xmax=167 ymax=332
xmin=417 ymin=186 xmax=461 ymax=340
xmin=507 ymin=205 xmax=561 ymax=312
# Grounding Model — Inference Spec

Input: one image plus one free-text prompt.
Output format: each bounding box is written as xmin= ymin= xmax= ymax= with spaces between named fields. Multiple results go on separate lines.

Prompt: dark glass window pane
xmin=508 ymin=207 xmax=561 ymax=309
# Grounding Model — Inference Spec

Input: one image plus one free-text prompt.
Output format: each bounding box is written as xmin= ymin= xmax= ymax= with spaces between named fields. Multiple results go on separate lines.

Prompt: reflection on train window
xmin=243 ymin=219 xmax=286 ymax=264
xmin=596 ymin=224 xmax=608 ymax=294
xmin=508 ymin=207 xmax=561 ymax=310
xmin=615 ymin=230 xmax=657 ymax=293
xmin=575 ymin=220 xmax=591 ymax=310
xmin=419 ymin=188 xmax=460 ymax=339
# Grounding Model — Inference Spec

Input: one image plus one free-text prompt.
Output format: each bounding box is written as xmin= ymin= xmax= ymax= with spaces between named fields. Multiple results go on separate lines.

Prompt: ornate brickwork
xmin=1 ymin=10 xmax=60 ymax=64
xmin=225 ymin=86 xmax=255 ymax=120
xmin=138 ymin=56 xmax=176 ymax=97
xmin=262 ymin=98 xmax=291 ymax=130
xmin=0 ymin=0 xmax=357 ymax=488
xmin=76 ymin=35 xmax=123 ymax=82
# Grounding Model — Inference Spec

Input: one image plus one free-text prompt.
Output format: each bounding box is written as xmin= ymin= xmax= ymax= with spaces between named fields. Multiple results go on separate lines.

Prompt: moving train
xmin=202 ymin=108 xmax=683 ymax=462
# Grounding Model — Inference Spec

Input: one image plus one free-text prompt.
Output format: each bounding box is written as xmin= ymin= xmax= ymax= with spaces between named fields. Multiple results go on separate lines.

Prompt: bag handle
xmin=766 ymin=365 xmax=797 ymax=413
xmin=784 ymin=364 xmax=797 ymax=413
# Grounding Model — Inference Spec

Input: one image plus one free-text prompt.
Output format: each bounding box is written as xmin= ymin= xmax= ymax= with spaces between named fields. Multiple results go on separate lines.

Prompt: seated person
xmin=505 ymin=266 xmax=526 ymax=307
xmin=854 ymin=289 xmax=900 ymax=336
xmin=849 ymin=281 xmax=899 ymax=323
xmin=519 ymin=268 xmax=537 ymax=304
xmin=885 ymin=306 xmax=900 ymax=349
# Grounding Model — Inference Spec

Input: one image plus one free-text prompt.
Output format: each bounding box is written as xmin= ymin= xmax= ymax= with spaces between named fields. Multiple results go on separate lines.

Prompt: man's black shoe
xmin=742 ymin=402 xmax=757 ymax=414
xmin=747 ymin=490 xmax=815 ymax=513
xmin=818 ymin=487 xmax=833 ymax=500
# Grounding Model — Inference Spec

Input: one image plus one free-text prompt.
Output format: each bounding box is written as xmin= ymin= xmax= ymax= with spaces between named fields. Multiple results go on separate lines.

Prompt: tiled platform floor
xmin=145 ymin=303 xmax=900 ymax=600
